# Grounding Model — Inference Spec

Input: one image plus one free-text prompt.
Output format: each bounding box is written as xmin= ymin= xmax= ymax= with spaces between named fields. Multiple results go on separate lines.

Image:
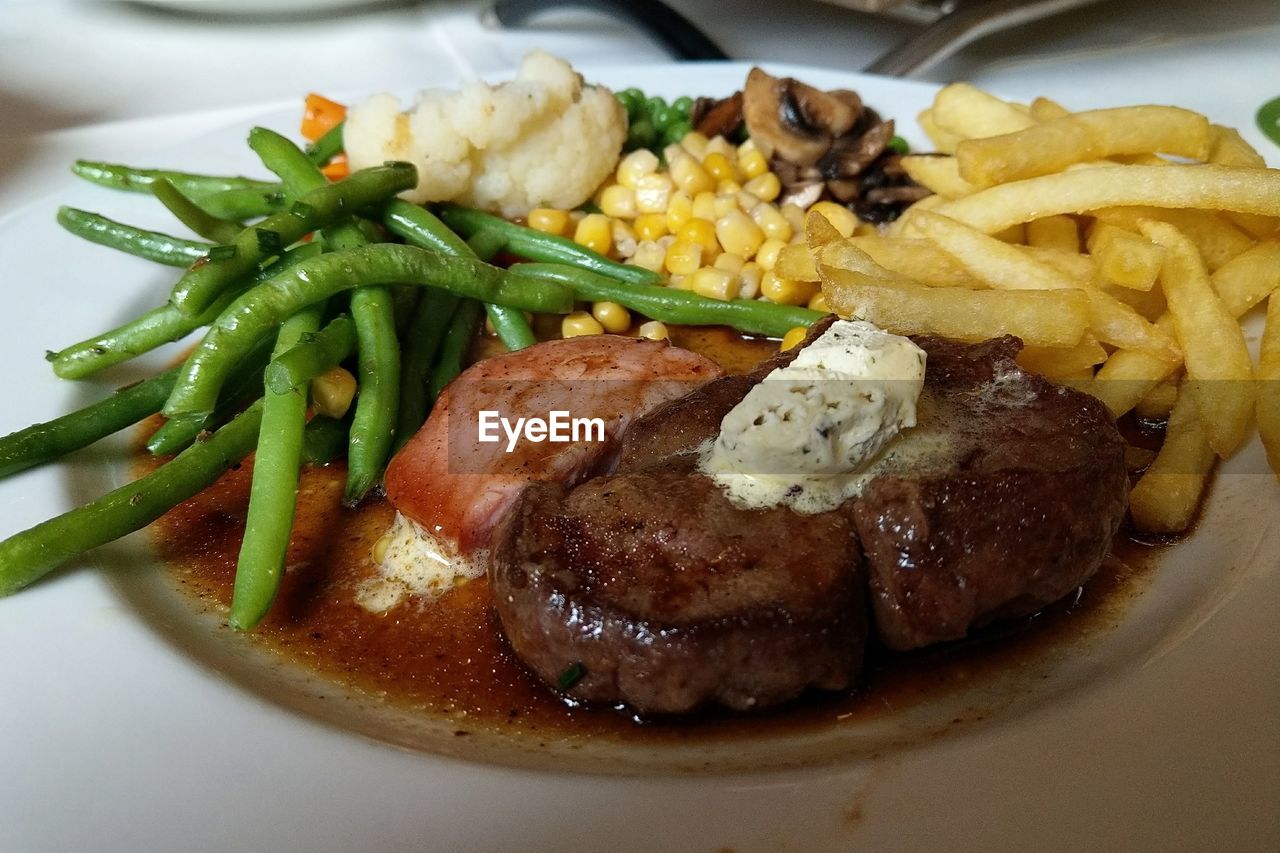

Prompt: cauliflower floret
xmin=344 ymin=51 xmax=626 ymax=218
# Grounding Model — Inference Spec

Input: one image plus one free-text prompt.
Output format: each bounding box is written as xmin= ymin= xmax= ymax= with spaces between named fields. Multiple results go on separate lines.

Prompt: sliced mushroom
xmin=691 ymin=92 xmax=744 ymax=139
xmin=787 ymin=79 xmax=859 ymax=139
xmin=827 ymin=179 xmax=861 ymax=203
xmin=863 ymin=185 xmax=933 ymax=205
xmin=819 ymin=119 xmax=895 ymax=180
xmin=778 ymin=181 xmax=825 ymax=209
xmin=743 ymin=67 xmax=832 ymax=166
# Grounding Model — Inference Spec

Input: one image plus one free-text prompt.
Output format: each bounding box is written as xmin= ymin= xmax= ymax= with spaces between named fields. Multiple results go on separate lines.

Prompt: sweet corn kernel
xmin=666 ymin=190 xmax=693 ymax=233
xmin=611 ymin=219 xmax=637 ymax=258
xmin=691 ymin=190 xmax=718 ymax=222
xmin=528 ymin=207 xmax=570 ymax=236
xmin=592 ymin=175 xmax=618 ymax=207
xmin=591 ymin=301 xmax=631 ymax=333
xmin=634 ymin=213 xmax=669 ymax=241
xmin=669 ymin=152 xmax=715 ymax=195
xmin=678 ymin=218 xmax=720 ymax=253
xmin=629 ymin=239 xmax=667 ymax=272
xmin=616 ymin=149 xmax=659 ymax=189
xmin=715 ymin=179 xmax=742 ymax=195
xmin=715 ymin=209 xmax=765 ymax=258
xmin=705 ymin=136 xmax=735 ymax=158
xmin=742 ymin=171 xmax=781 ymax=203
xmin=713 ymin=252 xmax=745 ymax=274
xmin=807 ymin=292 xmax=830 ymax=313
xmin=809 ymin=201 xmax=858 ymax=238
xmin=634 ymin=173 xmax=674 ymax=214
xmin=737 ymin=145 xmax=769 ymax=180
xmin=638 ymin=320 xmax=669 ymax=341
xmin=664 ymin=238 xmax=703 ymax=275
xmin=780 ymin=203 xmax=808 ymax=234
xmin=736 ymin=190 xmax=762 ymax=211
xmin=311 ymin=366 xmax=357 ymax=418
xmin=599 ymin=184 xmax=638 ymax=219
xmin=562 ymin=311 xmax=604 ymax=338
xmin=702 ymin=151 xmax=739 ymax=183
xmin=754 ymin=237 xmax=787 ymax=271
xmin=738 ymin=261 xmax=762 ymax=299
xmin=689 ymin=266 xmax=736 ymax=301
xmin=574 ymin=213 xmax=612 ymax=256
xmin=680 ymin=131 xmax=710 ymax=159
xmin=713 ymin=193 xmax=739 ymax=219
xmin=668 ymin=274 xmax=691 ymax=290
xmin=779 ymin=327 xmax=809 ymax=352
xmin=761 ymin=270 xmax=818 ymax=306
xmin=751 ymin=203 xmax=793 ymax=242
xmin=372 ymin=534 xmax=392 ymax=564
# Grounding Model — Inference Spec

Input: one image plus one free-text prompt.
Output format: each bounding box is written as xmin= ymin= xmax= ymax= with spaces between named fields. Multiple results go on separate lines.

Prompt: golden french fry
xmin=1029 ymin=97 xmax=1070 ymax=122
xmin=1016 ymin=336 xmax=1108 ymax=378
xmin=1087 ymin=221 xmax=1164 ymax=290
xmin=1091 ymin=337 xmax=1181 ymax=417
xmin=805 ymin=209 xmax=844 ymax=249
xmin=992 ymin=223 xmax=1026 ymax=244
xmin=1134 ymin=376 xmax=1180 ymax=420
xmin=1026 ymin=215 xmax=1080 ymax=252
xmin=933 ymin=165 xmax=1280 ymax=235
xmin=1099 ymin=278 xmax=1167 ymax=320
xmin=819 ymin=273 xmax=1090 ymax=347
xmin=1207 ymin=124 xmax=1266 ymax=168
xmin=909 ymin=210 xmax=1177 ymax=356
xmin=845 ymin=236 xmax=987 ymax=289
xmin=775 ymin=243 xmax=818 ymax=282
xmin=917 ymin=108 xmax=961 ymax=154
xmin=930 ymin=83 xmax=1036 ymax=139
xmin=1140 ymin=219 xmax=1254 ymax=457
xmin=1129 ymin=390 xmax=1216 ymax=533
xmin=1259 ymin=293 xmax=1280 ymax=479
xmin=819 ymin=241 xmax=910 ymax=284
xmin=955 ymin=107 xmax=1211 ymax=187
xmin=1224 ymin=212 xmax=1280 ymax=239
xmin=1092 ymin=206 xmax=1253 ymax=271
xmin=899 ymin=155 xmax=976 ymax=199
xmin=1211 ymin=240 xmax=1280 ymax=316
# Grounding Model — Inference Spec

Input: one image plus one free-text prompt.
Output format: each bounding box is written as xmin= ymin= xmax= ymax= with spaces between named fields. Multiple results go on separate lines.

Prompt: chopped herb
xmin=557 ymin=661 xmax=585 ymax=690
xmin=255 ymin=228 xmax=282 ymax=254
xmin=207 ymin=244 xmax=237 ymax=261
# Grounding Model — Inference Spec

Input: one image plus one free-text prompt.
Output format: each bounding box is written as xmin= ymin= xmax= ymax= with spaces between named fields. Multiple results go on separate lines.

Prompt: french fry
xmin=775 ymin=243 xmax=819 ymax=282
xmin=1134 ymin=376 xmax=1180 ymax=420
xmin=1029 ymin=97 xmax=1070 ymax=122
xmin=819 ymin=241 xmax=912 ymax=285
xmin=1086 ymin=221 xmax=1164 ymax=290
xmin=1129 ymin=390 xmax=1216 ymax=533
xmin=1211 ymin=240 xmax=1280 ymax=316
xmin=1099 ymin=278 xmax=1167 ymax=320
xmin=1092 ymin=207 xmax=1253 ymax=271
xmin=1207 ymin=124 xmax=1267 ymax=169
xmin=909 ymin=210 xmax=1177 ymax=357
xmin=1016 ymin=336 xmax=1108 ymax=378
xmin=819 ymin=273 xmax=1090 ymax=347
xmin=845 ymin=236 xmax=987 ymax=289
xmin=1026 ymin=215 xmax=1080 ymax=252
xmin=955 ymin=107 xmax=1211 ymax=187
xmin=1091 ymin=336 xmax=1181 ymax=417
xmin=1140 ymin=219 xmax=1255 ymax=456
xmin=899 ymin=155 xmax=976 ymax=199
xmin=930 ymin=83 xmax=1035 ymax=139
xmin=917 ymin=108 xmax=961 ymax=154
xmin=805 ymin=209 xmax=845 ymax=249
xmin=932 ymin=165 xmax=1280 ymax=236
xmin=1259 ymin=293 xmax=1280 ymax=479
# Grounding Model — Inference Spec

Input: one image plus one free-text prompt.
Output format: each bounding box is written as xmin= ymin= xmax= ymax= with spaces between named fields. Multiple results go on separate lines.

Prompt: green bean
xmin=306 ymin=121 xmax=345 ymax=166
xmin=150 ymin=178 xmax=242 ymax=243
xmin=385 ymin=203 xmax=535 ymax=351
xmin=145 ymin=335 xmax=272 ymax=456
xmin=438 ymin=203 xmax=663 ymax=287
xmin=50 ymin=242 xmax=323 ymax=380
xmin=301 ymin=415 xmax=350 ymax=465
xmin=394 ymin=289 xmax=459 ymax=451
xmin=57 ymin=207 xmax=211 ymax=267
xmin=0 ymin=366 xmax=179 ymax=480
xmin=249 ymin=127 xmax=328 ymax=196
xmin=195 ymin=187 xmax=289 ymax=221
xmin=162 ymin=245 xmax=572 ymax=429
xmin=0 ymin=400 xmax=264 ymax=597
xmin=428 ymin=298 xmax=484 ymax=401
xmin=230 ymin=304 xmax=325 ymax=630
xmin=265 ymin=313 xmax=356 ymax=394
xmin=170 ymin=163 xmax=417 ymax=317
xmin=344 ymin=285 xmax=401 ymax=506
xmin=71 ymin=160 xmax=278 ymax=198
xmin=513 ymin=262 xmax=826 ymax=337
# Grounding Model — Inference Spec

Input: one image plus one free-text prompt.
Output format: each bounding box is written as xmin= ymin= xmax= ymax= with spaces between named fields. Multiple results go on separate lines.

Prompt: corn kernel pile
xmin=526 ymin=131 xmax=868 ymax=342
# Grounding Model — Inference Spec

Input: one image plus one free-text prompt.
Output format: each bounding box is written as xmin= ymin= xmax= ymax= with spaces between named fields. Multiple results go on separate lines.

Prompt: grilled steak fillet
xmin=491 ymin=472 xmax=867 ymax=715
xmin=490 ymin=328 xmax=1127 ymax=712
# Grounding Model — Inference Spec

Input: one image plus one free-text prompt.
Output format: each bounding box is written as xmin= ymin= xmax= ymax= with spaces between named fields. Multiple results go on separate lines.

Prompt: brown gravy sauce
xmin=140 ymin=326 xmax=1170 ymax=743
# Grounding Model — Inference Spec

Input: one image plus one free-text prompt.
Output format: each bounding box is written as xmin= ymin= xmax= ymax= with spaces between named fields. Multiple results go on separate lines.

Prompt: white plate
xmin=1 ymin=63 xmax=1277 ymax=852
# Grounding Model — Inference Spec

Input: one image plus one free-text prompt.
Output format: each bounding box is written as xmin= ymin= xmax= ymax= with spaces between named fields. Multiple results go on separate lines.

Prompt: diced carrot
xmin=302 ymin=93 xmax=347 ymax=142
xmin=321 ymin=154 xmax=350 ymax=181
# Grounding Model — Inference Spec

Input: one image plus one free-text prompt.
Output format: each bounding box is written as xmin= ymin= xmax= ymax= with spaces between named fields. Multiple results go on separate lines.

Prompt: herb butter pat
xmin=701 ymin=320 xmax=927 ymax=513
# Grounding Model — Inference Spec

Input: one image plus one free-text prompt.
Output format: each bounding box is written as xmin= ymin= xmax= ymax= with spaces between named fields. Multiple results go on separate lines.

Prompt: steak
xmin=489 ymin=328 xmax=1128 ymax=713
